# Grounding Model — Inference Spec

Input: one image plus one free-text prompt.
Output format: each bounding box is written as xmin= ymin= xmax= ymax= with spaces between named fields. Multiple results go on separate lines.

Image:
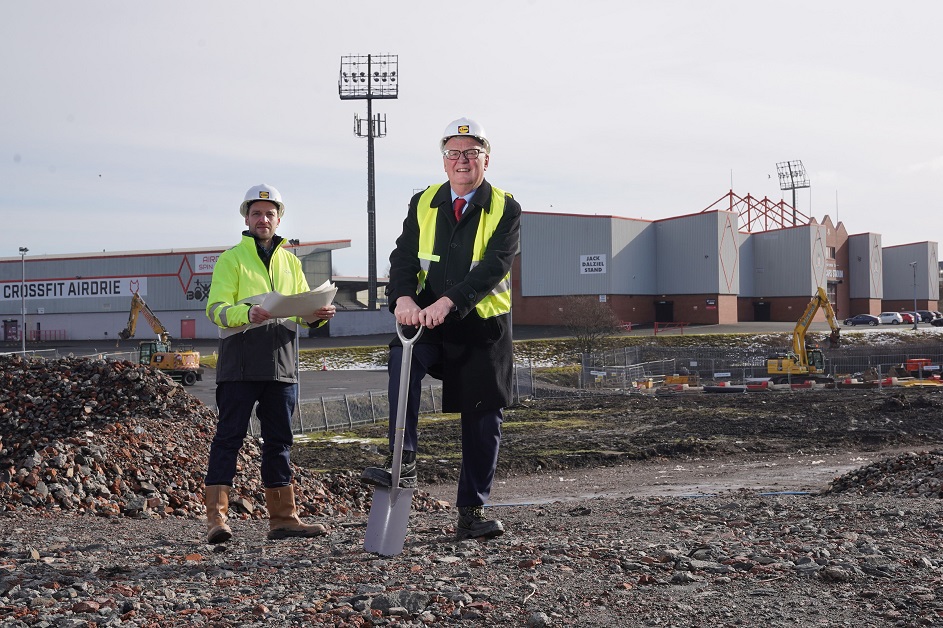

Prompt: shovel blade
xmin=364 ymin=486 xmax=414 ymax=556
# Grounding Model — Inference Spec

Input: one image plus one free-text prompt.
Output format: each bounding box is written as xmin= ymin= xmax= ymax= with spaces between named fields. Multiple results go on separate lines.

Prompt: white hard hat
xmin=240 ymin=183 xmax=285 ymax=218
xmin=440 ymin=117 xmax=490 ymax=154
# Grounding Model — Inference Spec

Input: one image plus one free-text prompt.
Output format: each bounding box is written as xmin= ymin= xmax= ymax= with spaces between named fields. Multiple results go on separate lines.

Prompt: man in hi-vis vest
xmin=204 ymin=184 xmax=336 ymax=545
xmin=361 ymin=117 xmax=521 ymax=540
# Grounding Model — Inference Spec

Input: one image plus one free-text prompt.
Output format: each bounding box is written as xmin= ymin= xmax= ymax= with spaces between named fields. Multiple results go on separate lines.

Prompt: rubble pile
xmin=0 ymin=354 xmax=444 ymax=521
xmin=824 ymin=449 xmax=943 ymax=498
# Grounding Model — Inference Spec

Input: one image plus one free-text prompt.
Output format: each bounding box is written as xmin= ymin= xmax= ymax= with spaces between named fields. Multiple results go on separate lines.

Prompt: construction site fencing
xmin=250 ymin=356 xmax=633 ymax=436
xmin=249 ymin=384 xmax=444 ymax=438
xmin=827 ymin=344 xmax=943 ymax=380
xmin=582 ymin=342 xmax=943 ymax=392
xmin=12 ymin=343 xmax=943 ymax=438
xmin=4 ymin=347 xmax=147 ymax=364
xmin=252 ymin=360 xmax=608 ymax=437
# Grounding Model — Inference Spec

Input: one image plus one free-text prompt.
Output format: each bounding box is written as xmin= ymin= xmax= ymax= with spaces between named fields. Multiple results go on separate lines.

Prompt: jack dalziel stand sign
xmin=580 ymin=254 xmax=607 ymax=274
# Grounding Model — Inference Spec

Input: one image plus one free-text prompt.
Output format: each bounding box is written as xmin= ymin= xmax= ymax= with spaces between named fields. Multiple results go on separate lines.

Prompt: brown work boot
xmin=204 ymin=485 xmax=233 ymax=544
xmin=265 ymin=485 xmax=329 ymax=540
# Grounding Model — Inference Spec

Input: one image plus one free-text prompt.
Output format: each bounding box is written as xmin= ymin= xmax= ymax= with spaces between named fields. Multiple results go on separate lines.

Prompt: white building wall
xmin=652 ymin=211 xmax=739 ymax=295
xmin=883 ymin=242 xmax=939 ymax=300
xmin=610 ymin=218 xmax=657 ymax=295
xmin=521 ymin=213 xmax=615 ymax=296
xmin=738 ymin=232 xmax=755 ymax=297
xmin=749 ymin=225 xmax=827 ymax=296
xmin=847 ymin=233 xmax=882 ymax=299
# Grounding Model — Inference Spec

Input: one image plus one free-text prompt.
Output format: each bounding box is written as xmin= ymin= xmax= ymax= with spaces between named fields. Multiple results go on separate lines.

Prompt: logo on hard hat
xmin=457 ymin=125 xmax=470 ymax=134
xmin=259 ymin=191 xmax=270 ymax=199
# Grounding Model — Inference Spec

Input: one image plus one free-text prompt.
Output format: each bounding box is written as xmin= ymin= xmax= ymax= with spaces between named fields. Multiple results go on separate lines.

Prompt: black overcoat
xmin=387 ymin=179 xmax=522 ymax=413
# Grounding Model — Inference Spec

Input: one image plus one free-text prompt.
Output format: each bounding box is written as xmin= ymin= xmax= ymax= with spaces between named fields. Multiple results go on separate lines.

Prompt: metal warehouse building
xmin=0 ymin=240 xmax=347 ymax=344
xmin=510 ymin=191 xmax=939 ymax=328
xmin=1 ymin=190 xmax=939 ymax=343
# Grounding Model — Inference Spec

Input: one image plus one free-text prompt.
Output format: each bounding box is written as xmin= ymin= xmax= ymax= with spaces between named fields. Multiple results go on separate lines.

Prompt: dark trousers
xmin=205 ymin=381 xmax=296 ymax=488
xmin=388 ymin=344 xmax=503 ymax=507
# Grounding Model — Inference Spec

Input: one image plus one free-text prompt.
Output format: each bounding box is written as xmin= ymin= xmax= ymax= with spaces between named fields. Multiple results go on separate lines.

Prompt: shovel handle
xmin=390 ymin=323 xmax=423 ymax=488
xmin=396 ymin=321 xmax=423 ymax=347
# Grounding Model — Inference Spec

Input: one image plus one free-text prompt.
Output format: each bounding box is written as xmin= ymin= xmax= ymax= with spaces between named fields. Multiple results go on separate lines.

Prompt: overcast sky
xmin=3 ymin=1 xmax=942 ymax=275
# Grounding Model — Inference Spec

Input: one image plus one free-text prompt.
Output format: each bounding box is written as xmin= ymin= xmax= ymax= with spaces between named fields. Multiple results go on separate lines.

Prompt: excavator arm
xmin=821 ymin=291 xmax=842 ymax=348
xmin=118 ymin=292 xmax=171 ymax=343
xmin=769 ymin=287 xmax=841 ymax=382
xmin=792 ymin=286 xmax=841 ymax=365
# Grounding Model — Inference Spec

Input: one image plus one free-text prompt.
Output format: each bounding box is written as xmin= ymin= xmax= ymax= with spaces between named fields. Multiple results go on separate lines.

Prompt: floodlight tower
xmin=338 ymin=53 xmax=398 ymax=310
xmin=776 ymin=160 xmax=810 ymax=225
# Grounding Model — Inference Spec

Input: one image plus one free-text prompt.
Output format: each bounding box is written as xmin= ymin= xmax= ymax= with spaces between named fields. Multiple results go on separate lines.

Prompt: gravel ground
xmin=4 ymin=490 xmax=943 ymax=626
xmin=4 ymin=353 xmax=943 ymax=626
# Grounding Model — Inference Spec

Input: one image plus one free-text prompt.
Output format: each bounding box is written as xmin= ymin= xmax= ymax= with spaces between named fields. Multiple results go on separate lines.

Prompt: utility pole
xmin=18 ymin=247 xmax=28 ymax=353
xmin=910 ymin=261 xmax=918 ymax=331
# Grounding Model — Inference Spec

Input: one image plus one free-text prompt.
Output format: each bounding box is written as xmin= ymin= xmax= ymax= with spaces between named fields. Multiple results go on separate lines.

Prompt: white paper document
xmin=255 ymin=281 xmax=338 ymax=318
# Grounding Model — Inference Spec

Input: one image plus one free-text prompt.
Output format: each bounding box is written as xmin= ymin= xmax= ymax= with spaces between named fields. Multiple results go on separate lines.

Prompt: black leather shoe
xmin=456 ymin=505 xmax=504 ymax=540
xmin=360 ymin=451 xmax=417 ymax=489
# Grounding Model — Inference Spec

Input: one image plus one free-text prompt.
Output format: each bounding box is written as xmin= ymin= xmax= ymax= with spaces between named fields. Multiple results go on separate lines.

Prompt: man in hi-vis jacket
xmin=203 ymin=183 xmax=335 ymax=545
xmin=361 ymin=118 xmax=522 ymax=540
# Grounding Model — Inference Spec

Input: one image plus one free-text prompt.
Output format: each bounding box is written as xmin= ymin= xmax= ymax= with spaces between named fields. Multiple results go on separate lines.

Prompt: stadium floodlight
xmin=776 ymin=160 xmax=810 ymax=225
xmin=339 ymin=54 xmax=399 ymax=310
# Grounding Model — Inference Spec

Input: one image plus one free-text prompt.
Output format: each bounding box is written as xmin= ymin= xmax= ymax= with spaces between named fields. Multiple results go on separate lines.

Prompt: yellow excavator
xmin=118 ymin=292 xmax=204 ymax=386
xmin=767 ymin=286 xmax=842 ymax=384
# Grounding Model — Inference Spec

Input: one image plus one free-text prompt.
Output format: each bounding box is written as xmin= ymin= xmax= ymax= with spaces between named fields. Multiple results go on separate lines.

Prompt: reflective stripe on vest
xmin=416 ymin=184 xmax=512 ymax=319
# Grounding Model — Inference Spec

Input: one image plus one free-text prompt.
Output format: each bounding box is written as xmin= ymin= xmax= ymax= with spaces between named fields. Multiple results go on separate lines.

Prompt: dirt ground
xmin=8 ymin=356 xmax=943 ymax=626
xmin=293 ymin=387 xmax=943 ymax=503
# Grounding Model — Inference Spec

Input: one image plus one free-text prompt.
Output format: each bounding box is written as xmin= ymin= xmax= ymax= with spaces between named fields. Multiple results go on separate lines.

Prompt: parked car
xmin=917 ymin=310 xmax=940 ymax=323
xmin=878 ymin=312 xmax=904 ymax=325
xmin=932 ymin=317 xmax=943 ymax=327
xmin=843 ymin=314 xmax=880 ymax=326
xmin=902 ymin=312 xmax=919 ymax=324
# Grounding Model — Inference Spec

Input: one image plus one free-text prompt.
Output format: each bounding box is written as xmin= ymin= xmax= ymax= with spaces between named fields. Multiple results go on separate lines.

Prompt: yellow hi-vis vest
xmin=416 ymin=184 xmax=512 ymax=319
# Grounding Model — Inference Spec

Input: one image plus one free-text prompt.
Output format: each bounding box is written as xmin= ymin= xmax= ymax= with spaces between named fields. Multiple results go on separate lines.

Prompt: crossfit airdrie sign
xmin=580 ymin=254 xmax=607 ymax=274
xmin=2 ymin=277 xmax=149 ymax=301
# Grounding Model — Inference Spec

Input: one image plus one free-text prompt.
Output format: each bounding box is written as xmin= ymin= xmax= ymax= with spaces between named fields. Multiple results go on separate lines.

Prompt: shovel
xmin=364 ymin=322 xmax=423 ymax=556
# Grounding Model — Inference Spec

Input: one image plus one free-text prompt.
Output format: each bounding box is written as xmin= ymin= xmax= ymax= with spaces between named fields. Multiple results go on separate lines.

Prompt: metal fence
xmin=253 ymin=361 xmax=597 ymax=437
xmin=581 ymin=342 xmax=943 ymax=392
xmin=259 ymin=383 xmax=443 ymax=437
xmin=0 ymin=347 xmax=144 ymax=363
xmin=10 ymin=341 xmax=943 ymax=437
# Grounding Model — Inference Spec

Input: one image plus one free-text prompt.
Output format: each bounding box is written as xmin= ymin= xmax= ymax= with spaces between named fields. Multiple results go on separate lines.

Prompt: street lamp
xmin=910 ymin=261 xmax=918 ymax=331
xmin=18 ymin=247 xmax=28 ymax=353
xmin=338 ymin=53 xmax=399 ymax=310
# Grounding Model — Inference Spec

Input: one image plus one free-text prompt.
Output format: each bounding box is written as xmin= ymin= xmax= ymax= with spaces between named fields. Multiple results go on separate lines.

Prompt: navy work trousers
xmin=388 ymin=344 xmax=503 ymax=508
xmin=205 ymin=381 xmax=296 ymax=488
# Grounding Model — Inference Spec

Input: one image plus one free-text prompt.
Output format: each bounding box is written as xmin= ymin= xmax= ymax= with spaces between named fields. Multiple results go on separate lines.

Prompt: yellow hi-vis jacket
xmin=206 ymin=234 xmax=315 ymax=382
xmin=416 ymin=183 xmax=512 ymax=318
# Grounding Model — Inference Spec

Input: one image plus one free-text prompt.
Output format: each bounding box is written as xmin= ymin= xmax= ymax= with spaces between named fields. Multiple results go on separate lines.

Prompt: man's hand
xmin=312 ymin=305 xmax=336 ymax=321
xmin=417 ymin=296 xmax=454 ymax=329
xmin=394 ymin=296 xmax=422 ymax=326
xmin=248 ymin=304 xmax=272 ymax=324
xmin=395 ymin=296 xmax=455 ymax=328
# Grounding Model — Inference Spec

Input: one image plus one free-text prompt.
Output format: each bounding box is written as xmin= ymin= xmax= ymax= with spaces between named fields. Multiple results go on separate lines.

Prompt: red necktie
xmin=453 ymin=198 xmax=467 ymax=222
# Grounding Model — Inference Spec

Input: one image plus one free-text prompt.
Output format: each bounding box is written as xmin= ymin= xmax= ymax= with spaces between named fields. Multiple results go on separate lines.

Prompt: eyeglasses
xmin=442 ymin=148 xmax=486 ymax=160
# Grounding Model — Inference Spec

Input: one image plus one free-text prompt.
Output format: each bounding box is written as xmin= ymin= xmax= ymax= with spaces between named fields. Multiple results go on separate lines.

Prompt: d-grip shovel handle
xmin=396 ymin=321 xmax=424 ymax=346
xmin=390 ymin=323 xmax=423 ymax=488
